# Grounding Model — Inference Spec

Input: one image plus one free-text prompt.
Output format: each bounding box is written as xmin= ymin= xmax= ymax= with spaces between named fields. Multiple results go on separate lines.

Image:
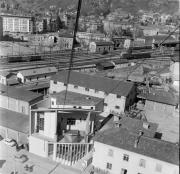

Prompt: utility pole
xmin=63 ymin=0 xmax=82 ymax=107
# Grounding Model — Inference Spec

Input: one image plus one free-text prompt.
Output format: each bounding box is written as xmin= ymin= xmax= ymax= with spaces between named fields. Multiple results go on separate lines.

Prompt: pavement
xmin=0 ymin=141 xmax=83 ymax=174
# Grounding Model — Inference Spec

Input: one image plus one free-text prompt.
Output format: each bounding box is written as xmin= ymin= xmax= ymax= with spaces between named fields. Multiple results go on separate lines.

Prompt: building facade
xmin=0 ymin=84 xmax=43 ymax=115
xmin=1 ymin=14 xmax=32 ymax=34
xmin=92 ymin=128 xmax=179 ymax=174
xmin=89 ymin=41 xmax=114 ymax=53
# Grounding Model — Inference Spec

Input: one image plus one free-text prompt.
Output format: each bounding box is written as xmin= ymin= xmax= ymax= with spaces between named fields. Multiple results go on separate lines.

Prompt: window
xmin=79 ymin=106 xmax=82 ymax=109
xmin=108 ymin=149 xmax=113 ymax=157
xmin=85 ymin=88 xmax=89 ymax=91
xmin=21 ymin=106 xmax=25 ymax=113
xmin=73 ymin=106 xmax=76 ymax=108
xmin=74 ymin=85 xmax=78 ymax=89
xmin=121 ymin=168 xmax=127 ymax=174
xmin=104 ymin=103 xmax=108 ymax=106
xmin=139 ymin=159 xmax=146 ymax=168
xmin=90 ymin=107 xmax=94 ymax=110
xmin=67 ymin=118 xmax=76 ymax=125
xmin=106 ymin=163 xmax=112 ymax=170
xmin=155 ymin=164 xmax=162 ymax=172
xmin=123 ymin=154 xmax=129 ymax=161
xmin=115 ymin=106 xmax=120 ymax=109
xmin=30 ymin=78 xmax=31 ymax=81
xmin=64 ymin=83 xmax=67 ymax=86
xmin=117 ymin=95 xmax=121 ymax=98
xmin=45 ymin=75 xmax=46 ymax=79
xmin=52 ymin=101 xmax=54 ymax=105
xmin=39 ymin=117 xmax=44 ymax=130
xmin=95 ymin=90 xmax=99 ymax=93
xmin=37 ymin=77 xmax=39 ymax=80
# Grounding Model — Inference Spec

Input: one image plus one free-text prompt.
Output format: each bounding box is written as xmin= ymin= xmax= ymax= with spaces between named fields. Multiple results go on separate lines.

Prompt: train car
xmin=7 ymin=56 xmax=23 ymax=63
xmin=121 ymin=51 xmax=151 ymax=60
xmin=29 ymin=55 xmax=42 ymax=61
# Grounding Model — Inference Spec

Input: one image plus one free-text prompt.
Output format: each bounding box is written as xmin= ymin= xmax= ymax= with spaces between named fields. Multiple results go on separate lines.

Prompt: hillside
xmin=0 ymin=0 xmax=179 ymax=15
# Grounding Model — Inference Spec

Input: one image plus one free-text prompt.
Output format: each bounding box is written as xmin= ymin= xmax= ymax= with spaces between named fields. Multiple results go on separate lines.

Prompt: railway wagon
xmin=7 ymin=56 xmax=23 ymax=63
xmin=121 ymin=52 xmax=151 ymax=59
xmin=29 ymin=55 xmax=42 ymax=61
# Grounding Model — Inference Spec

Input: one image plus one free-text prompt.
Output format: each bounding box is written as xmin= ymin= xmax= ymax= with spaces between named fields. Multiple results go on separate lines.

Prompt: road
xmin=0 ymin=141 xmax=82 ymax=174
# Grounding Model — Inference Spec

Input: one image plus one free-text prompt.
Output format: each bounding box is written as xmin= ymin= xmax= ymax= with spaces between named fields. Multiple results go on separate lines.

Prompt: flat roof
xmin=51 ymin=91 xmax=103 ymax=106
xmin=52 ymin=70 xmax=134 ymax=97
xmin=94 ymin=128 xmax=179 ymax=165
xmin=0 ymin=84 xmax=43 ymax=103
xmin=0 ymin=107 xmax=28 ymax=134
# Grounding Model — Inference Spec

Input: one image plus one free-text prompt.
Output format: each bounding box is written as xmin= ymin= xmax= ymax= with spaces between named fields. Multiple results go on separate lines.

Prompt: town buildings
xmin=50 ymin=70 xmax=136 ymax=115
xmin=92 ymin=128 xmax=179 ymax=174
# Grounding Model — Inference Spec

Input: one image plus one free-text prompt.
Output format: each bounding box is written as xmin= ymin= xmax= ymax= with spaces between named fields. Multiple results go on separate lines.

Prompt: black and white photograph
xmin=0 ymin=0 xmax=179 ymax=174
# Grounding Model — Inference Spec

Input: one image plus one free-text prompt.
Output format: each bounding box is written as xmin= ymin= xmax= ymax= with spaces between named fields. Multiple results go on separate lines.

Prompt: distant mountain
xmin=0 ymin=0 xmax=179 ymax=15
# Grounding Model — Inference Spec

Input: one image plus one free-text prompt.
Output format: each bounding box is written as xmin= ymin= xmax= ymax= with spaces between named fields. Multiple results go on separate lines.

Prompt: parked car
xmin=2 ymin=138 xmax=16 ymax=147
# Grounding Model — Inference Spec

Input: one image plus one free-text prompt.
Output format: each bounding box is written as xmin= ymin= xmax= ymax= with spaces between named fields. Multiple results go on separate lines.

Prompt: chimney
xmin=134 ymin=130 xmax=143 ymax=148
xmin=143 ymin=122 xmax=150 ymax=129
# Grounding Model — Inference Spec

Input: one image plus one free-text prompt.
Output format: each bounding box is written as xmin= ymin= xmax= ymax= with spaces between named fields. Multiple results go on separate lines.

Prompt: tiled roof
xmin=0 ymin=107 xmax=28 ymax=134
xmin=51 ymin=91 xmax=103 ymax=106
xmin=138 ymin=89 xmax=178 ymax=106
xmin=94 ymin=128 xmax=179 ymax=165
xmin=0 ymin=84 xmax=43 ymax=103
xmin=100 ymin=116 xmax=158 ymax=138
xmin=18 ymin=67 xmax=57 ymax=77
xmin=51 ymin=71 xmax=134 ymax=97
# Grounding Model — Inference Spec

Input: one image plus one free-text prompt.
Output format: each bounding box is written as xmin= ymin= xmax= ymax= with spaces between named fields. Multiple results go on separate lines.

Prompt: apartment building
xmin=50 ymin=71 xmax=136 ymax=115
xmin=92 ymin=128 xmax=179 ymax=174
xmin=1 ymin=14 xmax=32 ymax=34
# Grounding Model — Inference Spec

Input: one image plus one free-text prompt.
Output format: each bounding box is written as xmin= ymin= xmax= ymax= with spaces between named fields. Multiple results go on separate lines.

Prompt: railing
xmin=48 ymin=142 xmax=93 ymax=165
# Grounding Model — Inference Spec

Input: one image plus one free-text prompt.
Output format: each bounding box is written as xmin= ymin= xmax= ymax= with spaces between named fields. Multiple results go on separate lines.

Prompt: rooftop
xmin=100 ymin=116 xmax=158 ymax=138
xmin=18 ymin=67 xmax=57 ymax=77
xmin=94 ymin=128 xmax=179 ymax=165
xmin=51 ymin=70 xmax=134 ymax=97
xmin=138 ymin=89 xmax=178 ymax=106
xmin=51 ymin=91 xmax=103 ymax=107
xmin=0 ymin=107 xmax=28 ymax=134
xmin=0 ymin=84 xmax=43 ymax=103
xmin=0 ymin=71 xmax=13 ymax=77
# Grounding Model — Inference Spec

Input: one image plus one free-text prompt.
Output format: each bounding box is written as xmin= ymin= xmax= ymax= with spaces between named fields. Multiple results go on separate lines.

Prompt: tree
xmin=56 ymin=15 xmax=63 ymax=31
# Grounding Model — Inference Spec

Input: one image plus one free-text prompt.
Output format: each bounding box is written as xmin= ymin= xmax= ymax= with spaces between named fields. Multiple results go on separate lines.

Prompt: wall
xmin=0 ymin=95 xmax=29 ymax=115
xmin=0 ymin=126 xmax=28 ymax=144
xmin=0 ymin=75 xmax=7 ymax=85
xmin=92 ymin=141 xmax=179 ymax=174
xmin=50 ymin=80 xmax=127 ymax=114
xmin=29 ymin=136 xmax=48 ymax=157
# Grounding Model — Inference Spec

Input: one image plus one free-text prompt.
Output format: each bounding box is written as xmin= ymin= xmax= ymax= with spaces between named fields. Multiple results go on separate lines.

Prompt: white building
xmin=170 ymin=56 xmax=179 ymax=91
xmin=17 ymin=67 xmax=57 ymax=84
xmin=92 ymin=128 xmax=179 ymax=174
xmin=1 ymin=14 xmax=32 ymax=34
xmin=50 ymin=70 xmax=136 ymax=115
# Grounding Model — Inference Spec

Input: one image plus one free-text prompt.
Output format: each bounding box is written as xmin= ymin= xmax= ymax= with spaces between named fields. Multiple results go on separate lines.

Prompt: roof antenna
xmin=63 ymin=0 xmax=82 ymax=108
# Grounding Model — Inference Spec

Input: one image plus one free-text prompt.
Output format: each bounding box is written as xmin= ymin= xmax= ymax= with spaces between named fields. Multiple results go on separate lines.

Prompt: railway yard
xmin=0 ymin=48 xmax=174 ymax=72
